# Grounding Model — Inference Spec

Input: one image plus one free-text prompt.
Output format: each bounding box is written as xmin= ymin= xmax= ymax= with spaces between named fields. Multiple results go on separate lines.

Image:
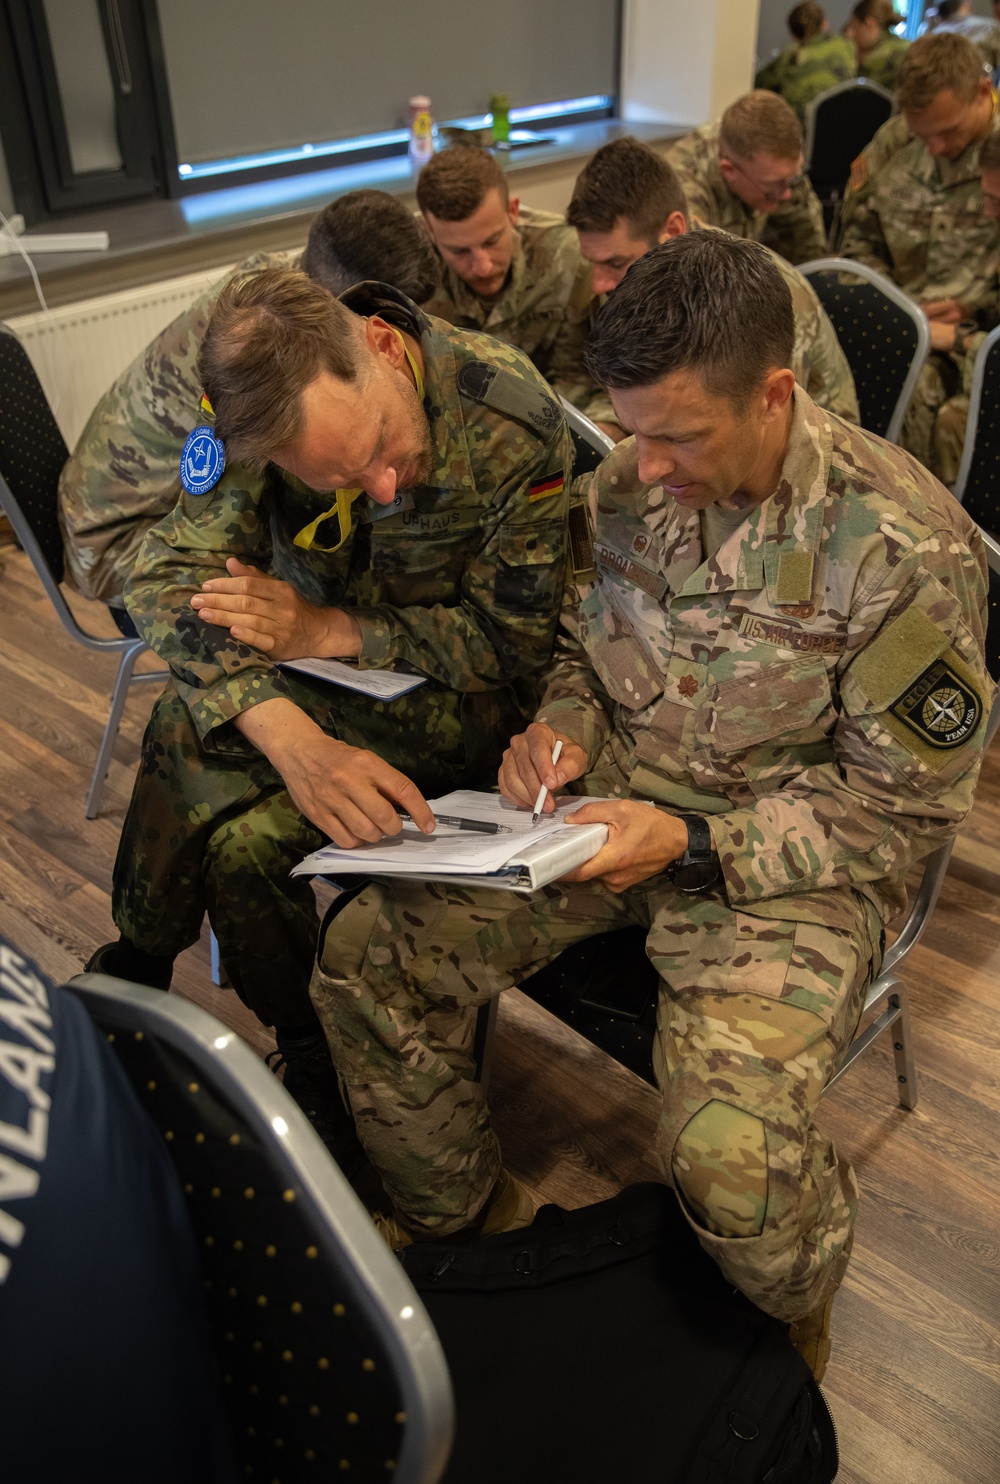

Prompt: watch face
xmin=672 ymin=858 xmax=720 ymax=892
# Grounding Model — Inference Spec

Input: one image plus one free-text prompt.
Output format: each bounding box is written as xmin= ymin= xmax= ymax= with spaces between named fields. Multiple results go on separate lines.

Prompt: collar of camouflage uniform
xmin=340 ymin=279 xmax=478 ymax=496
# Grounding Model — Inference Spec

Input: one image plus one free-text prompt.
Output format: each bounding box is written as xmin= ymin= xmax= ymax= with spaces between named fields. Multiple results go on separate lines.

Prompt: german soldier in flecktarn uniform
xmin=309 ymin=233 xmax=993 ymax=1381
xmin=86 ymin=270 xmax=572 ymax=1158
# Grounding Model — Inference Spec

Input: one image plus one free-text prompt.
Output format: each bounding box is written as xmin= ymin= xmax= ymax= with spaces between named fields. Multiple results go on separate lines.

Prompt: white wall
xmin=621 ymin=0 xmax=762 ymax=127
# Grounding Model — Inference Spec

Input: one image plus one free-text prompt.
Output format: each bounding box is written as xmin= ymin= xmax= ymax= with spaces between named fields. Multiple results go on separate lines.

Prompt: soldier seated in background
xmin=58 ymin=190 xmax=440 ymax=614
xmin=666 ymin=90 xmax=827 ymax=265
xmin=308 ymin=233 xmax=992 ymax=1382
xmin=565 ymin=135 xmax=858 ymax=438
xmin=931 ymin=0 xmax=1000 ymax=74
xmin=839 ymin=31 xmax=1000 ymax=485
xmin=418 ymin=145 xmax=598 ymax=411
xmin=925 ymin=129 xmax=1000 ymax=477
xmin=755 ymin=2 xmax=857 ymax=121
xmin=844 ymin=0 xmax=909 ymax=91
xmin=86 ymin=269 xmax=571 ymax=1157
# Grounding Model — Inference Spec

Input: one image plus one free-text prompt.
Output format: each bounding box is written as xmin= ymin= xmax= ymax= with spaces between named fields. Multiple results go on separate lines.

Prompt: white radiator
xmin=5 ymin=263 xmax=238 ymax=448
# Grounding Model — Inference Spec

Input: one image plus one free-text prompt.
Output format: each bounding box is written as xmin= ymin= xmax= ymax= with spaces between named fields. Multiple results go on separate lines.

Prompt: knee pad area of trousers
xmin=671 ymin=1099 xmax=768 ymax=1240
xmin=317 ymin=883 xmax=387 ymax=982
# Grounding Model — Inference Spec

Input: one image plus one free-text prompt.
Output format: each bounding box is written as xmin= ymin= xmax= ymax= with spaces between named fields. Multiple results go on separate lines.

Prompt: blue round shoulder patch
xmin=180 ymin=424 xmax=225 ymax=496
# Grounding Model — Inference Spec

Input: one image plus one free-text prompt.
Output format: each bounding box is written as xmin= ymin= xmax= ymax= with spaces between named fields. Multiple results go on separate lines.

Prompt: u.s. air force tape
xmin=179 ymin=424 xmax=225 ymax=496
xmin=889 ymin=657 xmax=981 ymax=749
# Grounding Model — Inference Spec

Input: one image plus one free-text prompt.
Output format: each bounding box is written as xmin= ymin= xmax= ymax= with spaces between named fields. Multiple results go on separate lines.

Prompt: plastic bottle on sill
xmin=408 ymin=96 xmax=434 ymax=166
xmin=490 ymin=94 xmax=510 ymax=146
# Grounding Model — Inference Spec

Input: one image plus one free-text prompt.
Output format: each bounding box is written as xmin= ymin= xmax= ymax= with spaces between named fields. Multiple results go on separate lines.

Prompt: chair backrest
xmin=797 ymin=257 xmax=930 ymax=442
xmin=0 ymin=322 xmax=69 ymax=580
xmin=804 ymin=79 xmax=894 ymax=197
xmin=952 ymin=326 xmax=1000 ymax=533
xmin=560 ymin=395 xmax=615 ymax=479
xmin=70 ymin=972 xmax=454 ymax=1484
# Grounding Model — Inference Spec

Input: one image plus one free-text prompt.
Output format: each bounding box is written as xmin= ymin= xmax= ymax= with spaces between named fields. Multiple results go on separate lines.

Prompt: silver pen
xmin=397 ymin=811 xmax=513 ymax=835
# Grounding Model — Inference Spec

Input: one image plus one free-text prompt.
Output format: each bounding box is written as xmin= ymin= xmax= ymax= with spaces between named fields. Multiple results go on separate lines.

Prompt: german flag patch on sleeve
xmin=529 ymin=473 xmax=565 ymax=502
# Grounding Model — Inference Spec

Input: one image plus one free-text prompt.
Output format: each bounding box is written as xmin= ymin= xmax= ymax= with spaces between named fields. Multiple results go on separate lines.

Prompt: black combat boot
xmin=83 ymin=939 xmax=174 ymax=990
xmin=267 ymin=1028 xmax=366 ymax=1176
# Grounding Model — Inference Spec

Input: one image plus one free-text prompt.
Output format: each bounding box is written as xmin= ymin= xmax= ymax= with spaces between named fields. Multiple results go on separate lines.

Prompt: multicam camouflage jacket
xmin=422 ymin=205 xmax=598 ymax=409
xmin=755 ymin=34 xmax=857 ymax=121
xmin=124 ymin=283 xmax=572 ymax=764
xmin=583 ymin=221 xmax=859 ymax=429
xmin=57 ymin=250 xmax=298 ymax=605
xmin=538 ymin=388 xmax=993 ymax=933
xmin=839 ymin=112 xmax=1000 ymax=310
xmin=666 ymin=117 xmax=827 ymax=266
xmin=858 ymin=31 xmax=909 ymax=93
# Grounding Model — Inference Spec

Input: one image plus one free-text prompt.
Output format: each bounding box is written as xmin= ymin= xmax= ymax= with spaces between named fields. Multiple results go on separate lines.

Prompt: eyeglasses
xmin=726 ymin=158 xmax=805 ymax=203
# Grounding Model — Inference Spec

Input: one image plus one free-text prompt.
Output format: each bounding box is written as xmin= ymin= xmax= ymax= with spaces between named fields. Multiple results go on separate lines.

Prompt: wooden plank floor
xmin=2 ymin=541 xmax=998 ymax=1483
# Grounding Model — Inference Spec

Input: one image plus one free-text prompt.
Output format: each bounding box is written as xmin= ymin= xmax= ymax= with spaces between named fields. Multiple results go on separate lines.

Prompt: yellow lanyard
xmin=293 ymin=329 xmax=424 ymax=554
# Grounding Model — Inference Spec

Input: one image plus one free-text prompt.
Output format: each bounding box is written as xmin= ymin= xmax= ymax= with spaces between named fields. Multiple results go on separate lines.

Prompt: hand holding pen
xmin=497 ymin=722 xmax=590 ymax=817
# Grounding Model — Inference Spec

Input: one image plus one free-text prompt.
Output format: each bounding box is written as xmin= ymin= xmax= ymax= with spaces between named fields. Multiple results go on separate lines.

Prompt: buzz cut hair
xmin=416 ymin=146 xmax=509 ymax=222
xmin=566 ymin=137 xmax=688 ymax=243
xmin=896 ymin=32 xmax=988 ymax=111
xmin=719 ymin=90 xmax=803 ymax=164
xmin=585 ymin=231 xmax=795 ymax=412
xmin=198 ymin=267 xmax=368 ymax=469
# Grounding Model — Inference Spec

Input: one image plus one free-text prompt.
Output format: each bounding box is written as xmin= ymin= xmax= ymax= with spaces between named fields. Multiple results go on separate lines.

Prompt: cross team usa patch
xmin=179 ymin=424 xmax=225 ymax=496
xmin=890 ymin=657 xmax=981 ymax=749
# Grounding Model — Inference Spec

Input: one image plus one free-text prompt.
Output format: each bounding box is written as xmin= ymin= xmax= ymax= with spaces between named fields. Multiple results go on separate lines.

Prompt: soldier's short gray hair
xmin=585 ymin=230 xmax=795 ymax=412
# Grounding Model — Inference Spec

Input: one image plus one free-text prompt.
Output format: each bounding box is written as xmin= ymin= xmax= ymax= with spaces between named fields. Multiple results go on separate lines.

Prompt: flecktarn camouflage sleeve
xmin=707 ymin=530 xmax=995 ymax=907
xmin=353 ymin=423 xmax=574 ymax=692
xmin=124 ymin=469 xmax=292 ymax=746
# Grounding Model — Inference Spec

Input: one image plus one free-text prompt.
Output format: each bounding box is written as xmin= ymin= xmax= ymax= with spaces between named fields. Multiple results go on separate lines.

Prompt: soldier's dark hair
xmin=585 ymin=232 xmax=795 ymax=411
xmin=935 ymin=0 xmax=964 ymax=18
xmin=850 ymin=0 xmax=903 ymax=29
xmin=567 ymin=138 xmax=688 ymax=242
xmin=897 ymin=32 xmax=987 ymax=110
xmin=198 ymin=267 xmax=367 ymax=467
xmin=416 ymin=146 xmax=509 ymax=221
xmin=719 ymin=91 xmax=803 ymax=163
xmin=789 ymin=3 xmax=825 ymax=42
xmin=302 ymin=190 xmax=439 ymax=303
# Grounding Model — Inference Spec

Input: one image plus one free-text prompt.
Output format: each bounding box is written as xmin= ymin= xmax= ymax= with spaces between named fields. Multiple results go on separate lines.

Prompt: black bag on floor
xmin=402 ymin=1182 xmax=838 ymax=1484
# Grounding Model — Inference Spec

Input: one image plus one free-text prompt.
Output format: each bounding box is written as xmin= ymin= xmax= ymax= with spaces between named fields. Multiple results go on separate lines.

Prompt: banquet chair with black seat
xmin=796 ymin=257 xmax=930 ymax=443
xmin=953 ymin=324 xmax=1000 ymax=536
xmin=0 ymin=321 xmax=166 ymax=817
xmin=804 ymin=79 xmax=894 ymax=243
xmin=69 ymin=970 xmax=454 ymax=1484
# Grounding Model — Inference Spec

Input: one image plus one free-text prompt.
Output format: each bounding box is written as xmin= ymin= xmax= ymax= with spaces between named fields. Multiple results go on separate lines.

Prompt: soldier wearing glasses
xmin=667 ymin=90 xmax=827 ymax=266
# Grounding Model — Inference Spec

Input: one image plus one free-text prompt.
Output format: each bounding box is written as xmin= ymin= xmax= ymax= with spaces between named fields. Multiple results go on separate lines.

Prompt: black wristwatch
xmin=667 ymin=814 xmax=721 ymax=894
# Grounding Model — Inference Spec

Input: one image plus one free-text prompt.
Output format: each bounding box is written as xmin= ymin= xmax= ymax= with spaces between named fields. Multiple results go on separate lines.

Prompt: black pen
xmin=397 ymin=810 xmax=513 ymax=835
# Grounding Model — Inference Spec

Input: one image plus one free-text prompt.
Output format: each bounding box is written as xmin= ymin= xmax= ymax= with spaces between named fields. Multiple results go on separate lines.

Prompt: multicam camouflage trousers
xmin=311 ymin=874 xmax=883 ymax=1322
xmin=902 ymin=353 xmax=966 ymax=489
xmin=112 ymin=673 xmax=518 ymax=1028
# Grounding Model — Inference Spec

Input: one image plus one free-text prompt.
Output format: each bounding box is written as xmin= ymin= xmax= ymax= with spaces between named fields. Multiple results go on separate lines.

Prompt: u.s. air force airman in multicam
xmin=755 ymin=3 xmax=857 ymax=122
xmin=57 ymin=192 xmax=441 ymax=610
xmin=309 ymin=234 xmax=993 ymax=1379
xmin=90 ymin=273 xmax=571 ymax=1155
xmin=838 ymin=33 xmax=1000 ymax=485
xmin=417 ymin=146 xmax=599 ymax=411
xmin=666 ymin=92 xmax=827 ymax=267
xmin=564 ymin=135 xmax=859 ymax=437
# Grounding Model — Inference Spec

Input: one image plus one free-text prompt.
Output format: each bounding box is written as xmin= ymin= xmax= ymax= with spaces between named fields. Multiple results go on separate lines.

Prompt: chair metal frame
xmin=796 ymin=256 xmax=931 ymax=444
xmin=0 ymin=323 xmax=166 ymax=818
xmin=70 ymin=971 xmax=455 ymax=1484
xmin=559 ymin=395 xmax=616 ymax=460
xmin=951 ymin=323 xmax=1000 ymax=506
